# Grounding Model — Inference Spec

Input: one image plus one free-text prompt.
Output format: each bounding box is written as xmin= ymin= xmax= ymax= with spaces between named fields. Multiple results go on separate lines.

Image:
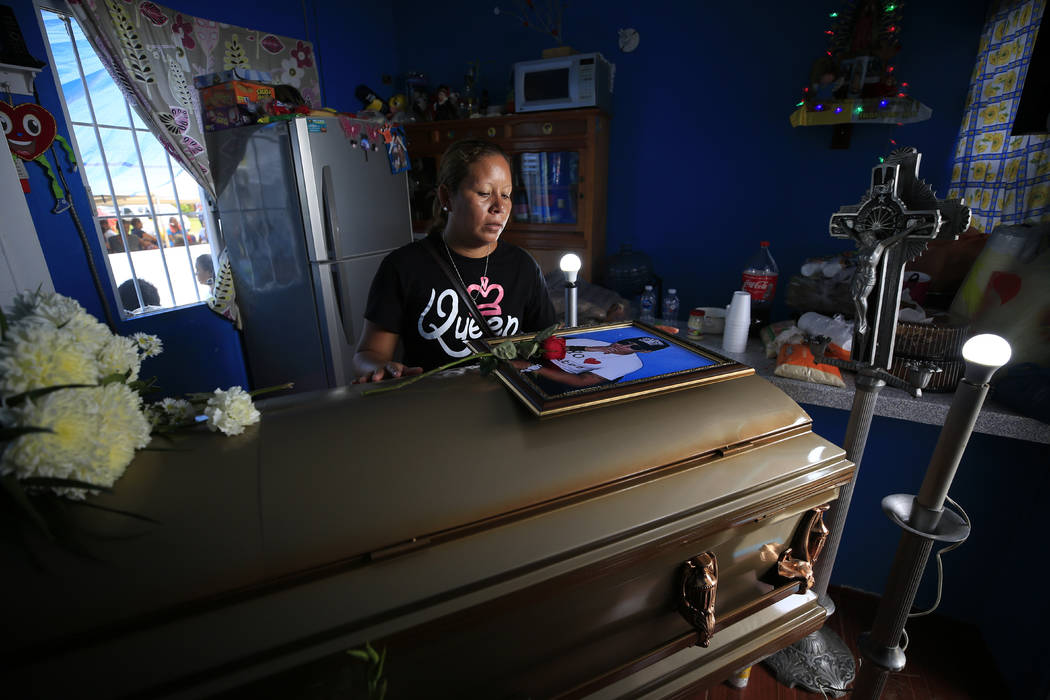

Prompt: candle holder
xmin=560 ymin=253 xmax=581 ymax=328
xmin=852 ymin=334 xmax=1010 ymax=699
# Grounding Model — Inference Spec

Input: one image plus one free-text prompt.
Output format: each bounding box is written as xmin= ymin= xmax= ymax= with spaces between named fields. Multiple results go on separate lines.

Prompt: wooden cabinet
xmin=403 ymin=109 xmax=610 ymax=282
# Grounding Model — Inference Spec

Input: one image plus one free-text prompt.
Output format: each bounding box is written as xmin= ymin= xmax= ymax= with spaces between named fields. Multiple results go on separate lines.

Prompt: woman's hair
xmin=118 ymin=279 xmax=160 ymax=311
xmin=195 ymin=253 xmax=214 ymax=276
xmin=618 ymin=337 xmax=670 ymax=353
xmin=429 ymin=138 xmax=512 ymax=234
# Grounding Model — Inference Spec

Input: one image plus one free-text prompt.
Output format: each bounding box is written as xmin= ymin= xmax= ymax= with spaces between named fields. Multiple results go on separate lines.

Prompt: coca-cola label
xmin=742 ymin=272 xmax=778 ymax=302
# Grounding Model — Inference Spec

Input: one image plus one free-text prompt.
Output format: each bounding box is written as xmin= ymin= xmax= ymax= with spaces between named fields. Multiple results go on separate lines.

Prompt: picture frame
xmin=470 ymin=321 xmax=753 ymax=418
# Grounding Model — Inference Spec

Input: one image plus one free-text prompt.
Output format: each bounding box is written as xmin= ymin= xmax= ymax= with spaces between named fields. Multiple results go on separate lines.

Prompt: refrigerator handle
xmin=321 ymin=165 xmax=342 ymax=260
xmin=321 ymin=166 xmax=355 ymax=347
xmin=327 ymin=263 xmax=356 ymax=348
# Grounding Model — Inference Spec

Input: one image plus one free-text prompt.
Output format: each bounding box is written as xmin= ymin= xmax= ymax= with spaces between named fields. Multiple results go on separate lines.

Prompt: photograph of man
xmin=515 ymin=336 xmax=671 ymax=394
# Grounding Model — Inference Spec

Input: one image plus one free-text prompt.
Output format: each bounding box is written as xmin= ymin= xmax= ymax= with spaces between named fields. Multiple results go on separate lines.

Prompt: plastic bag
xmin=774 ymin=342 xmax=846 ymax=387
xmin=797 ymin=311 xmax=854 ymax=354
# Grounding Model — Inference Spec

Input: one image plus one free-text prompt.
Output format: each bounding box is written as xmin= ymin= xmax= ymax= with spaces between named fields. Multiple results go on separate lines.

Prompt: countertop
xmin=672 ymin=328 xmax=1049 ymax=445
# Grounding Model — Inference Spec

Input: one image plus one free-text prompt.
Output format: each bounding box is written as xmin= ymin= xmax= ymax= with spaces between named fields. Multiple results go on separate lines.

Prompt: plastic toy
xmin=1 ymin=100 xmax=77 ymax=212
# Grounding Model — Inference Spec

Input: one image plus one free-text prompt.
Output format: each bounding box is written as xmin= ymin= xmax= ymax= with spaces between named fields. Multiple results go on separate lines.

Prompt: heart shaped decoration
xmin=467 ymin=276 xmax=505 ymax=316
xmin=989 ymin=271 xmax=1021 ymax=305
xmin=1 ymin=102 xmax=58 ymax=161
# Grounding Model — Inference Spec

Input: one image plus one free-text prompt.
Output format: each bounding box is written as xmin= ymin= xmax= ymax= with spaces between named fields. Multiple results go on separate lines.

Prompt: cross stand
xmin=763 ymin=148 xmax=970 ymax=697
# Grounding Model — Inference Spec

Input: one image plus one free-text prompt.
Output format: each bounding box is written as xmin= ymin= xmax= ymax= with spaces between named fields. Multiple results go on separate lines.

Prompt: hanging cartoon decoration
xmin=1 ymin=101 xmax=78 ymax=212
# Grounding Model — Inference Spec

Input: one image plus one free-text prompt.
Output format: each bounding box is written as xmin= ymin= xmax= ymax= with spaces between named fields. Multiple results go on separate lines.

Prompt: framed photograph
xmin=470 ymin=321 xmax=753 ymax=418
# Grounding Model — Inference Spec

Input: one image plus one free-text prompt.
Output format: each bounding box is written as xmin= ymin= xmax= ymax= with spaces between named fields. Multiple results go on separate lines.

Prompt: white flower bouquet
xmin=0 ymin=290 xmax=289 ymax=536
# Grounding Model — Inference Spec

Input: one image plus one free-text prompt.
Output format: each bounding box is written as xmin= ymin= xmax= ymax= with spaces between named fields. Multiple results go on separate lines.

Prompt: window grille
xmin=39 ymin=8 xmax=215 ymax=317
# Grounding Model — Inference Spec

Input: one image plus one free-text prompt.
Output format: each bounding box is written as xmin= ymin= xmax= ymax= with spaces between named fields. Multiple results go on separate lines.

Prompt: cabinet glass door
xmin=511 ymin=151 xmax=579 ymax=225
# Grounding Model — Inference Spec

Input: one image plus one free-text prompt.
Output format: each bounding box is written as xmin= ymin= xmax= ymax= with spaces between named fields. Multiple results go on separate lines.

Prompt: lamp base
xmin=764 ymin=626 xmax=855 ymax=697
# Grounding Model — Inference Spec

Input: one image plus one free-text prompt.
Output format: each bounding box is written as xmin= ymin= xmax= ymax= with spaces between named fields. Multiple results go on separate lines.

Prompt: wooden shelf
xmin=404 ymin=109 xmax=610 ymax=281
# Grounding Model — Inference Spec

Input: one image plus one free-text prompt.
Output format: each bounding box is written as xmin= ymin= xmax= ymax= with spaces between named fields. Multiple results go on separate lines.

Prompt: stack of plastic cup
xmin=722 ymin=291 xmax=751 ymax=353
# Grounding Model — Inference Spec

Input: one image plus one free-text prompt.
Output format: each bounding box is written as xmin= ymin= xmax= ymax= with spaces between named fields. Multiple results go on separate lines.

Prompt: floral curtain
xmin=67 ymin=0 xmax=320 ymax=199
xmin=947 ymin=0 xmax=1049 ymax=232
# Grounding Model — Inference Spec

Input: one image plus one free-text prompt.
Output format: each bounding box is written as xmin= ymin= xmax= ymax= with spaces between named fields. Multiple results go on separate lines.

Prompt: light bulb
xmin=962 ymin=333 xmax=1011 ymax=384
xmin=560 ymin=253 xmax=582 ymax=284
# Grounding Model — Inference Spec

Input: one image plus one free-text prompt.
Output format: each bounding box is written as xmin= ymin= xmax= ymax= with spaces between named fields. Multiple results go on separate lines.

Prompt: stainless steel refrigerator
xmin=207 ymin=118 xmax=413 ymax=393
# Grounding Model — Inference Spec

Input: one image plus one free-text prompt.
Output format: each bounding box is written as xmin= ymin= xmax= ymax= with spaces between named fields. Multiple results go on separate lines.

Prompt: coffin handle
xmin=777 ymin=504 xmax=831 ymax=590
xmin=678 ymin=551 xmax=718 ymax=647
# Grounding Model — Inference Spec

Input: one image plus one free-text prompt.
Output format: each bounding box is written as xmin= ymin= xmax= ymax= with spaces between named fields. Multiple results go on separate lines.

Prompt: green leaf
xmin=518 ymin=340 xmax=540 ymax=360
xmin=376 ymin=646 xmax=386 ymax=679
xmin=6 ymin=384 xmax=93 ymax=406
xmin=21 ymin=477 xmax=114 ymax=493
xmin=128 ymin=376 xmax=160 ymax=394
xmin=533 ymin=324 xmax=558 ymax=342
xmin=0 ymin=426 xmax=52 ymax=441
xmin=491 ymin=340 xmax=518 ymax=360
xmin=366 ymin=641 xmax=379 ymax=664
xmin=346 ymin=649 xmax=371 ymax=662
xmin=478 ymin=356 xmax=499 ymax=376
xmin=377 ymin=678 xmax=388 ymax=700
xmin=99 ymin=371 xmax=130 ymax=386
xmin=248 ymin=382 xmax=295 ymax=398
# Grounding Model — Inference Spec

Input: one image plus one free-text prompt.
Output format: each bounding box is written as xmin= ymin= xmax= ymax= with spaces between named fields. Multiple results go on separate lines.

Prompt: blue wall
xmin=394 ymin=0 xmax=987 ymax=321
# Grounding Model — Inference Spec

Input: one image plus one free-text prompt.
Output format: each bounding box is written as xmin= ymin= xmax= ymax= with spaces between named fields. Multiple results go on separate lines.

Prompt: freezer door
xmin=291 ymin=118 xmax=414 ymax=263
xmin=208 ymin=123 xmax=330 ymax=393
xmin=312 ymin=254 xmax=386 ymax=385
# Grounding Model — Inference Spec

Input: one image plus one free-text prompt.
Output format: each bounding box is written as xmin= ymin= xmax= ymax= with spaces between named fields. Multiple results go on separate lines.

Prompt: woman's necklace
xmin=443 ymin=240 xmax=490 ymax=301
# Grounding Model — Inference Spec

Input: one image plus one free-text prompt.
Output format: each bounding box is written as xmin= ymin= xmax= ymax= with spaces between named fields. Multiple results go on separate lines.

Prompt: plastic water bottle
xmin=639 ymin=284 xmax=656 ymax=323
xmin=742 ymin=241 xmax=779 ymax=334
xmin=661 ymin=288 xmax=681 ymax=323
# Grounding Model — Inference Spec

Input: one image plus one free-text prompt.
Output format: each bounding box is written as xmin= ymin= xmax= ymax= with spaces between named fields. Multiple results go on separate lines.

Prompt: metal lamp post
xmin=852 ymin=334 xmax=1011 ymax=699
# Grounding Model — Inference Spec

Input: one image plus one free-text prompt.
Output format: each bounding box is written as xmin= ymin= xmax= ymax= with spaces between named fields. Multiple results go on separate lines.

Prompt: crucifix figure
xmin=765 ymin=148 xmax=970 ymax=696
xmin=829 ymin=148 xmax=969 ymax=368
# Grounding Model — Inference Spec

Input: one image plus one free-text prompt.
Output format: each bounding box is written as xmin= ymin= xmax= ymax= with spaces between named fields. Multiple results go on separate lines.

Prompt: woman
xmin=352 ymin=139 xmax=555 ymax=383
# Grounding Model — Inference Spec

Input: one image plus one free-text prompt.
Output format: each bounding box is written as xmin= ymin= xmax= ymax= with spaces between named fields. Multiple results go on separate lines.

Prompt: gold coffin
xmin=3 ymin=371 xmax=854 ymax=699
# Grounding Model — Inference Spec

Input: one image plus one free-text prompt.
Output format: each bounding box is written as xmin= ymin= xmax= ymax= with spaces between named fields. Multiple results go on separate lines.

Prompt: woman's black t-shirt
xmin=364 ymin=233 xmax=556 ymax=371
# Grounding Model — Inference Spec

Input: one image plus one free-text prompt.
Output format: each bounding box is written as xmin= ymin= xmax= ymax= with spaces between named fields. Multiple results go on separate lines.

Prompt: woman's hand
xmin=351 ymin=321 xmax=423 ymax=384
xmin=352 ymin=362 xmax=423 ymax=384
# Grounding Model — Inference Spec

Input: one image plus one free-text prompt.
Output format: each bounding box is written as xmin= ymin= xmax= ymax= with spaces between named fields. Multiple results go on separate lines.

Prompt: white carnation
xmin=203 ymin=386 xmax=260 ymax=436
xmin=132 ymin=333 xmax=163 ymax=358
xmin=0 ymin=319 xmax=97 ymax=395
xmin=0 ymin=384 xmax=151 ymax=499
xmin=145 ymin=397 xmax=196 ymax=429
xmin=96 ymin=335 xmax=142 ymax=382
xmin=9 ymin=289 xmax=87 ymax=326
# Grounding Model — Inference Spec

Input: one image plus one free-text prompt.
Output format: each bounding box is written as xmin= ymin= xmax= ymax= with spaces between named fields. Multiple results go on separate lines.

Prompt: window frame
xmin=34 ymin=1 xmax=217 ymax=319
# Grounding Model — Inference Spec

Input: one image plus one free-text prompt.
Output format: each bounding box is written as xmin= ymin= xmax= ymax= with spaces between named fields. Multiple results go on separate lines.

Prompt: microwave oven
xmin=513 ymin=53 xmax=613 ymax=113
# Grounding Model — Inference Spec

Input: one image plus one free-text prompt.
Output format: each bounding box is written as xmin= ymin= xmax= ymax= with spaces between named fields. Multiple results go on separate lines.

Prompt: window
xmin=39 ymin=9 xmax=215 ymax=317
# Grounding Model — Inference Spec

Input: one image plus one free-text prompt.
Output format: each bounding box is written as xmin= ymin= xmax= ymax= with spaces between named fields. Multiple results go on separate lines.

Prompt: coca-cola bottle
xmin=741 ymin=241 xmax=779 ymax=334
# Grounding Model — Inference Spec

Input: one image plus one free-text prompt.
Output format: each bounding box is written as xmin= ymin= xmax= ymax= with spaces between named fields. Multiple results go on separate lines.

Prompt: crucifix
xmin=828 ymin=148 xmax=969 ymax=368
xmin=766 ymin=148 xmax=971 ymax=695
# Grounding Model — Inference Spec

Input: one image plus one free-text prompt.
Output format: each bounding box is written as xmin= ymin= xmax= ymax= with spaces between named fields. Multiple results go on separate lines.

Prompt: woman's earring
xmin=442 ymin=206 xmax=449 ymax=212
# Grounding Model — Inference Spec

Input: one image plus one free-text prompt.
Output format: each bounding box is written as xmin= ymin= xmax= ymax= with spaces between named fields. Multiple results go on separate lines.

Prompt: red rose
xmin=542 ymin=336 xmax=566 ymax=360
